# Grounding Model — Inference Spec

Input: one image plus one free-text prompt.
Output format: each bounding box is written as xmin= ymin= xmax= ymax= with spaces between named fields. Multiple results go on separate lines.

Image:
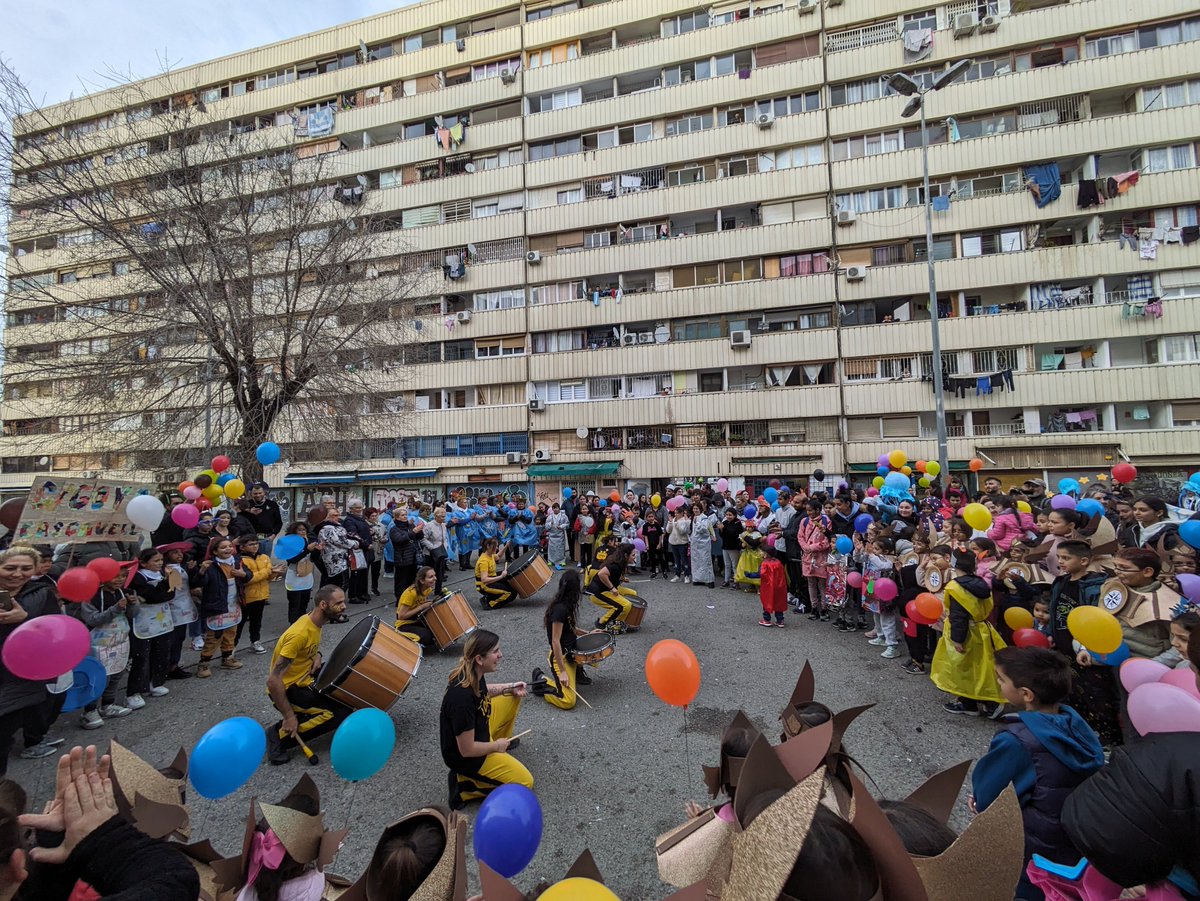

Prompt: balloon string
xmin=682 ymin=705 xmax=691 ymax=795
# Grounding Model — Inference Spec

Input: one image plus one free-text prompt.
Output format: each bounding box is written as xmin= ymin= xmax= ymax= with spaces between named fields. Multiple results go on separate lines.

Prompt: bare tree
xmin=1 ymin=59 xmax=421 ymax=483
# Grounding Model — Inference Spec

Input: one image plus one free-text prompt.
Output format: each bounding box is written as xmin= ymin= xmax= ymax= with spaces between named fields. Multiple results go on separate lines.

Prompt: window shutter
xmin=847 ymin=418 xmax=880 ymax=441
xmin=882 ymin=416 xmax=919 ymax=438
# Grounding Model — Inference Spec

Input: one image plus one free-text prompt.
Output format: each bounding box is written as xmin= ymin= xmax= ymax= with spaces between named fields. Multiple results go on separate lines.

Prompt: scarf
xmin=215 ymin=555 xmax=237 ymax=567
xmin=139 ymin=569 xmax=164 ymax=585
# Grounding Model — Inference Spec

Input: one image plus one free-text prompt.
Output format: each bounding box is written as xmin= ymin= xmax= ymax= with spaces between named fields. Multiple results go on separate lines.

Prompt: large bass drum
xmin=507 ymin=551 xmax=552 ymax=599
xmin=314 ymin=615 xmax=422 ymax=711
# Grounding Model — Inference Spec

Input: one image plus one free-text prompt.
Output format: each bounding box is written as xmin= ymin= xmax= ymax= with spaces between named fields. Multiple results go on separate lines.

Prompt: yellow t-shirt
xmin=475 ymin=553 xmax=497 ymax=586
xmin=396 ymin=586 xmax=433 ymax=628
xmin=269 ymin=616 xmax=321 ymax=690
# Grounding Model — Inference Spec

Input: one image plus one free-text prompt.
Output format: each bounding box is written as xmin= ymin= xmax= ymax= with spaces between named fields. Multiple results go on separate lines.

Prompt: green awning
xmin=526 ymin=461 xmax=622 ymax=479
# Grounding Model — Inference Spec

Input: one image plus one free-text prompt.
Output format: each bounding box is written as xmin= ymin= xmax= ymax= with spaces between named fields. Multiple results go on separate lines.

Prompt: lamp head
xmin=933 ymin=58 xmax=973 ymax=90
xmin=901 ymin=96 xmax=923 ymax=119
xmin=886 ymin=72 xmax=920 ymax=96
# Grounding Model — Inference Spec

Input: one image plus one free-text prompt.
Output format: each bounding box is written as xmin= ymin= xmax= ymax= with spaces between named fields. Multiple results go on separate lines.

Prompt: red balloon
xmin=211 ymin=455 xmax=232 ymax=474
xmin=1013 ymin=628 xmax=1052 ymax=649
xmin=195 ymin=498 xmax=213 ymax=511
xmin=906 ymin=600 xmax=937 ymax=626
xmin=0 ymin=498 xmax=25 ymax=532
xmin=1111 ymin=463 xmax=1137 ymax=485
xmin=85 ymin=558 xmax=121 ymax=583
xmin=57 ymin=567 xmax=101 ymax=603
xmin=645 ymin=639 xmax=701 ymax=708
xmin=769 ymin=479 xmax=782 ymax=489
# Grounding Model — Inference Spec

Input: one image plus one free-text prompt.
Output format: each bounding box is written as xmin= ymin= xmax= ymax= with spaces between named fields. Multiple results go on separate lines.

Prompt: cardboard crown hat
xmin=210 ymin=774 xmax=348 ymax=896
xmin=174 ymin=840 xmax=237 ymax=901
xmin=108 ymin=739 xmax=190 ymax=840
xmin=478 ymin=848 xmax=626 ymax=901
xmin=778 ymin=661 xmax=873 ymax=764
xmin=701 ymin=710 xmax=761 ymax=799
xmin=324 ymin=806 xmax=465 ymax=901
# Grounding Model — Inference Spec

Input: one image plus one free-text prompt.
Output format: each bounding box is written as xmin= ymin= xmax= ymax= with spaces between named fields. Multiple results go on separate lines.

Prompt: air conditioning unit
xmin=525 ymin=250 xmax=542 ymax=264
xmin=846 ymin=265 xmax=868 ymax=281
xmin=456 ymin=310 xmax=472 ymax=323
xmin=836 ymin=209 xmax=856 ymax=227
xmin=953 ymin=12 xmax=978 ymax=37
xmin=827 ymin=0 xmax=843 ymax=5
xmin=730 ymin=329 xmax=752 ymax=348
xmin=637 ymin=332 xmax=654 ymax=344
xmin=979 ymin=14 xmax=1000 ymax=32
xmin=500 ymin=68 xmax=516 ymax=84
xmin=505 ymin=452 xmax=522 ymax=464
xmin=755 ymin=114 xmax=773 ymax=129
xmin=455 ymin=38 xmax=466 ymax=52
xmin=533 ymin=448 xmax=553 ymax=462
xmin=621 ymin=334 xmax=637 ymax=346
xmin=797 ymin=0 xmax=817 ymax=13
xmin=529 ymin=398 xmax=546 ymax=413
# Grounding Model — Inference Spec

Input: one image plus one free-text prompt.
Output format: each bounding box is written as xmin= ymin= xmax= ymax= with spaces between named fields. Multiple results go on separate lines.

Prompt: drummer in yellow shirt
xmin=475 ymin=538 xmax=516 ymax=610
xmin=396 ymin=566 xmax=439 ymax=651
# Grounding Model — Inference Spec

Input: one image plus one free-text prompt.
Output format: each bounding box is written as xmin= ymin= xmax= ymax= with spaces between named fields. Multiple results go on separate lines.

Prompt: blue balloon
xmin=835 ymin=535 xmax=853 ymax=555
xmin=255 ymin=442 xmax=281 ymax=466
xmin=190 ymin=717 xmax=266 ymax=799
xmin=1057 ymin=478 xmax=1080 ymax=497
xmin=1093 ymin=643 xmax=1131 ymax=667
xmin=884 ymin=472 xmax=910 ymax=490
xmin=216 ymin=472 xmax=235 ymax=487
xmin=770 ymin=501 xmax=780 ymax=511
xmin=877 ymin=466 xmax=890 ymax=477
xmin=1076 ymin=499 xmax=1104 ymax=519
xmin=1180 ymin=520 xmax=1200 ymax=550
xmin=744 ymin=505 xmax=757 ymax=518
xmin=61 ymin=657 xmax=107 ymax=713
xmin=473 ymin=784 xmax=543 ymax=878
xmin=331 ymin=708 xmax=395 ymax=782
xmin=273 ymin=534 xmax=305 ymax=560
xmin=562 ymin=487 xmax=573 ymax=498
xmin=763 ymin=487 xmax=778 ymax=503
xmin=854 ymin=513 xmax=874 ymax=534
xmin=598 ymin=499 xmax=608 ymax=507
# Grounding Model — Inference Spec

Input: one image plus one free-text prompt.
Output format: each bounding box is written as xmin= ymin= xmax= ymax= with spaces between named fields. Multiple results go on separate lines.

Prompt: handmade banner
xmin=13 ymin=477 xmax=153 ymax=544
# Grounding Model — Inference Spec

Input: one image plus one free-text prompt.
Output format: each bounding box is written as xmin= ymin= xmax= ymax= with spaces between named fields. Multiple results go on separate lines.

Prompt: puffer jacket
xmin=987 ymin=509 xmax=1036 ymax=552
xmin=0 ymin=580 xmax=60 ymax=717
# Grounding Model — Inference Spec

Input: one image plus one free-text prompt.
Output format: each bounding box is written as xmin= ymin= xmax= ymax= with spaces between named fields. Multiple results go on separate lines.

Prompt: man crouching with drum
xmin=440 ymin=629 xmax=531 ymax=809
xmin=265 ymin=584 xmax=351 ymax=766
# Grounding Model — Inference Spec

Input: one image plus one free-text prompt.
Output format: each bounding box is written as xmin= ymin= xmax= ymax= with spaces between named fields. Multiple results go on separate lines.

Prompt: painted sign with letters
xmin=14 ymin=477 xmax=152 ymax=543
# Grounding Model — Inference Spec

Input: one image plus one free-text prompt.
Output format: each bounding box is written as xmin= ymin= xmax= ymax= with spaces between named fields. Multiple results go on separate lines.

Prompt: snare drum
xmin=571 ymin=633 xmax=616 ymax=667
xmin=420 ymin=592 xmax=478 ymax=651
xmin=508 ymin=551 xmax=552 ymax=599
xmin=624 ymin=597 xmax=648 ymax=629
xmin=314 ymin=615 xmax=422 ymax=711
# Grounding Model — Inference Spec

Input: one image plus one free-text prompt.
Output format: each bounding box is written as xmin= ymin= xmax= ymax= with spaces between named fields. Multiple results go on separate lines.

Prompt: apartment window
xmin=558 ymin=381 xmax=587 ymax=402
xmin=844 ymin=359 xmax=878 ymax=381
xmin=723 ymin=258 xmax=762 ymax=282
xmin=474 ymin=336 xmax=525 ymax=359
xmin=1015 ymin=42 xmax=1078 ymax=70
xmin=473 ymin=289 xmax=525 ymax=311
xmin=919 ymin=353 xmax=960 ymax=377
xmin=662 ymin=11 xmax=710 ymax=37
xmin=830 ymin=78 xmax=886 ymax=106
xmin=753 ymin=92 xmax=820 ymax=119
xmin=953 ymin=111 xmax=1016 ymax=141
xmin=526 ymin=2 xmax=581 ymax=22
xmin=254 ymin=68 xmax=296 ymax=90
xmin=776 ymin=252 xmax=831 ymax=276
xmin=474 ymin=58 xmax=520 ymax=80
xmin=526 ymin=42 xmax=579 ymax=68
xmin=532 ymin=330 xmax=585 ymax=353
xmin=1143 ymin=80 xmax=1200 ymax=111
xmin=528 ymin=136 xmax=582 ymax=161
xmin=1085 ymin=32 xmax=1135 ymax=57
xmin=1136 ymin=17 xmax=1200 ymax=48
xmin=912 ymin=236 xmax=957 ymax=261
xmin=758 ymin=145 xmax=823 ymax=171
xmin=530 ymin=282 xmax=584 ymax=305
xmin=1174 ymin=401 xmax=1200 ymax=426
xmin=699 ymin=372 xmax=724 ymax=393
xmin=529 ymin=87 xmax=582 ymax=113
xmin=831 ymin=130 xmax=902 ymax=161
xmin=836 ymin=186 xmax=906 ymax=213
xmin=1165 ymin=335 xmax=1200 ymax=363
xmin=556 ymin=188 xmax=583 ymax=205
xmin=902 ymin=9 xmax=937 ymax=33
xmin=962 ymin=54 xmax=1013 ymax=83
xmin=666 ymin=112 xmax=714 ymax=137
xmin=672 ymin=264 xmax=721 ymax=288
xmin=961 ymin=230 xmax=1024 ymax=257
xmin=1136 ymin=144 xmax=1195 ymax=173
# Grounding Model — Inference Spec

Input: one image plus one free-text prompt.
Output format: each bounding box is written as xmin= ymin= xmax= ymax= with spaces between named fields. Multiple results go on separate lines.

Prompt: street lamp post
xmin=886 ymin=59 xmax=971 ymax=492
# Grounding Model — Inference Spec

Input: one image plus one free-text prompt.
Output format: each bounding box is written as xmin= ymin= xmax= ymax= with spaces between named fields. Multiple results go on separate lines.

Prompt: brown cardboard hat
xmin=108 ymin=740 xmax=189 ymax=840
xmin=325 ymin=807 xmax=465 ymax=901
xmin=778 ymin=661 xmax=873 ymax=772
xmin=479 ymin=848 xmax=606 ymax=900
xmin=911 ymin=786 xmax=1025 ymax=901
xmin=174 ymin=840 xmax=237 ymax=901
xmin=701 ymin=710 xmax=761 ymax=799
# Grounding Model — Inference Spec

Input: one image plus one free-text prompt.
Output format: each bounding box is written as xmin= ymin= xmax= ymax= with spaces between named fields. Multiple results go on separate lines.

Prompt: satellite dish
xmin=654 ymin=325 xmax=669 ymax=343
xmin=356 ymin=174 xmax=369 ymax=187
xmin=467 ymin=243 xmax=478 ymax=256
xmin=36 ymin=456 xmax=49 ymax=466
xmin=464 ymin=162 xmax=476 ymax=173
xmin=575 ymin=427 xmax=589 ymax=439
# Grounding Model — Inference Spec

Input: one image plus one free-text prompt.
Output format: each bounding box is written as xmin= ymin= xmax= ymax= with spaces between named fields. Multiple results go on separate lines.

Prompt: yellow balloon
xmin=872 ymin=476 xmax=885 ymax=488
xmin=901 ymin=465 xmax=913 ymax=476
xmin=888 ymin=449 xmax=907 ymax=468
xmin=962 ymin=502 xmax=992 ymax=532
xmin=651 ymin=493 xmax=661 ymax=508
xmin=1004 ymin=606 xmax=1034 ymax=631
xmin=1067 ymin=606 xmax=1123 ymax=655
xmin=538 ymin=879 xmax=621 ymax=901
xmin=1016 ymin=500 xmax=1032 ymax=514
xmin=925 ymin=461 xmax=941 ymax=477
xmin=202 ymin=485 xmax=224 ymax=501
xmin=224 ymin=478 xmax=246 ymax=499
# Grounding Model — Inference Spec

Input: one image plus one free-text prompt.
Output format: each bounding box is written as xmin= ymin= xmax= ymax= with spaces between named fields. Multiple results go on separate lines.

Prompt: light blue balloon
xmin=763 ymin=487 xmax=778 ymax=503
xmin=884 ymin=471 xmax=910 ymax=490
xmin=835 ymin=535 xmax=853 ymax=555
xmin=255 ymin=442 xmax=281 ymax=465
xmin=190 ymin=717 xmax=266 ymax=799
xmin=273 ymin=534 xmax=305 ymax=560
xmin=1057 ymin=478 xmax=1081 ymax=497
xmin=216 ymin=472 xmax=235 ymax=487
xmin=770 ymin=501 xmax=780 ymax=511
xmin=562 ymin=487 xmax=573 ymax=498
xmin=1075 ymin=499 xmax=1104 ymax=519
xmin=1180 ymin=520 xmax=1200 ymax=550
xmin=331 ymin=708 xmax=395 ymax=782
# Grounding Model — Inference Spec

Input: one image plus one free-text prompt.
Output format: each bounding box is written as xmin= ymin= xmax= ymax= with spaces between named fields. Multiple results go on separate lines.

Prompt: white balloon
xmin=126 ymin=494 xmax=166 ymax=531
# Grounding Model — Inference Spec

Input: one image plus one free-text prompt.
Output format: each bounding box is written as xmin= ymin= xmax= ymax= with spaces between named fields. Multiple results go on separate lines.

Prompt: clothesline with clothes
xmin=923 ymin=368 xmax=1015 ymax=398
xmin=1044 ymin=409 xmax=1098 ymax=433
xmin=1076 ymin=170 xmax=1141 ymax=209
xmin=1040 ymin=348 xmax=1096 ymax=371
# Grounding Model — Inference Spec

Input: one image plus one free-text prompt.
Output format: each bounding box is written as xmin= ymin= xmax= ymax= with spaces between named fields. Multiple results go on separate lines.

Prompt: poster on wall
xmin=14 ymin=476 xmax=153 ymax=544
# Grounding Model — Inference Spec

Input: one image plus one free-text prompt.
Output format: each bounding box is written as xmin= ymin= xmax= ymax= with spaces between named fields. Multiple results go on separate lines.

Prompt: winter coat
xmin=798 ymin=515 xmax=831 ymax=578
xmin=389 ymin=519 xmax=419 ymax=567
xmin=343 ymin=513 xmax=375 ymax=565
xmin=317 ymin=521 xmax=360 ymax=577
xmin=988 ymin=509 xmax=1037 ymax=552
xmin=0 ymin=579 xmax=59 ymax=717
xmin=194 ymin=561 xmax=247 ymax=618
xmin=241 ymin=553 xmax=274 ymax=604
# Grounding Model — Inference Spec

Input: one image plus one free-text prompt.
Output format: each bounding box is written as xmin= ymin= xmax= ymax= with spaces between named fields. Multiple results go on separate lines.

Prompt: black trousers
xmin=320 ymin=570 xmax=349 ymax=591
xmin=0 ymin=703 xmax=45 ymax=776
xmin=235 ymin=602 xmax=266 ymax=645
xmin=904 ymin=623 xmax=939 ymax=665
xmin=368 ymin=561 xmax=382 ymax=594
xmin=644 ymin=546 xmax=667 ymax=574
xmin=393 ymin=564 xmax=418 ymax=600
xmin=167 ymin=622 xmax=190 ymax=670
xmin=128 ymin=632 xmax=171 ymax=694
xmin=349 ymin=568 xmax=370 ymax=602
xmin=428 ymin=551 xmax=448 ymax=594
xmin=287 ymin=589 xmax=311 ymax=624
xmin=273 ymin=684 xmax=352 ymax=748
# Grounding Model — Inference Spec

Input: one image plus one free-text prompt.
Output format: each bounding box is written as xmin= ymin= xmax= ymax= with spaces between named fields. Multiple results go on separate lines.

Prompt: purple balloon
xmin=1 ymin=615 xmax=90 ymax=680
xmin=877 ymin=453 xmax=891 ymax=468
xmin=1177 ymin=573 xmax=1200 ymax=604
xmin=633 ymin=538 xmax=647 ymax=552
xmin=1050 ymin=494 xmax=1077 ymax=511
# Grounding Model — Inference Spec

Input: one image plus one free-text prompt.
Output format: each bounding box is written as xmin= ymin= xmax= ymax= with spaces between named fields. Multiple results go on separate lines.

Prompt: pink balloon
xmin=866 ymin=487 xmax=879 ymax=497
xmin=172 ymin=503 xmax=200 ymax=529
xmin=766 ymin=534 xmax=777 ymax=548
xmin=1161 ymin=667 xmax=1200 ymax=700
xmin=1119 ymin=658 xmax=1170 ymax=693
xmin=874 ymin=577 xmax=898 ymax=602
xmin=846 ymin=571 xmax=864 ymax=589
xmin=183 ymin=486 xmax=202 ymax=501
xmin=715 ymin=478 xmax=729 ymax=493
xmin=1 ymin=614 xmax=90 ymax=680
xmin=1128 ymin=682 xmax=1200 ymax=736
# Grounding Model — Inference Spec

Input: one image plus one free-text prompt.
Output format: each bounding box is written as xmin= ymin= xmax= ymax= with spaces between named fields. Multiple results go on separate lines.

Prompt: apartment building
xmin=4 ymin=0 xmax=1200 ymax=509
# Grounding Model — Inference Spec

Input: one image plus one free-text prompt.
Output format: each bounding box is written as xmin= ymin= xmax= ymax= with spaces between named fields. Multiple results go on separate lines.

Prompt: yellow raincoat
xmin=735 ymin=548 xmax=764 ymax=587
xmin=930 ymin=579 xmax=1006 ymax=703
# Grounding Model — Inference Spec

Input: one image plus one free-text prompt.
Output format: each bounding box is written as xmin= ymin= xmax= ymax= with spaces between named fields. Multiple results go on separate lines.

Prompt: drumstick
xmin=511 ymin=729 xmax=532 ymax=741
xmin=574 ymin=689 xmax=594 ymax=710
xmin=293 ymin=732 xmax=319 ymax=765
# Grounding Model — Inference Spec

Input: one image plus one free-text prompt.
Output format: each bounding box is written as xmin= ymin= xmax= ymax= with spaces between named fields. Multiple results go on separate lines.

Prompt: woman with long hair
xmin=439 ymin=630 xmax=531 ymax=810
xmin=395 ymin=566 xmax=439 ymax=651
xmin=587 ymin=544 xmax=635 ymax=633
xmin=543 ymin=571 xmax=598 ymax=710
xmin=1132 ymin=496 xmax=1179 ymax=551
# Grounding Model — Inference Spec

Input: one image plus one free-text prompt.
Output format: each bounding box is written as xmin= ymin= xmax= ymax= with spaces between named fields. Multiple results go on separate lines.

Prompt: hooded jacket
xmin=830 ymin=502 xmax=861 ymax=538
xmin=947 ymin=574 xmax=991 ymax=644
xmin=973 ymin=706 xmax=1104 ymax=863
xmin=1063 ymin=731 xmax=1200 ymax=889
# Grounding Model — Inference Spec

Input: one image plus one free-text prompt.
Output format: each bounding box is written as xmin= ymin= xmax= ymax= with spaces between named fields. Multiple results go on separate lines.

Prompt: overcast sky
xmin=0 ymin=0 xmax=413 ymax=107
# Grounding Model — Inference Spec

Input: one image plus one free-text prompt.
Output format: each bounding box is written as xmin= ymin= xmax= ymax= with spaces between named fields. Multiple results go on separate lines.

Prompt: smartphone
xmin=0 ymin=591 xmax=13 ymax=612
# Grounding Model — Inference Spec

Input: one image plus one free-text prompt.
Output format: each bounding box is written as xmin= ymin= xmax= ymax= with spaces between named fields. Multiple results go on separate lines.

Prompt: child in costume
xmin=734 ymin=529 xmax=765 ymax=592
xmin=932 ymin=552 xmax=1006 ymax=717
xmin=758 ymin=546 xmax=787 ymax=628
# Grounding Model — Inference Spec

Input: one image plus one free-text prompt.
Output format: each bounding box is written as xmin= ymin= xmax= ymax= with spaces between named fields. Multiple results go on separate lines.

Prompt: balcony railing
xmin=826 ymin=22 xmax=898 ymax=54
xmin=944 ymin=422 xmax=1027 ymax=438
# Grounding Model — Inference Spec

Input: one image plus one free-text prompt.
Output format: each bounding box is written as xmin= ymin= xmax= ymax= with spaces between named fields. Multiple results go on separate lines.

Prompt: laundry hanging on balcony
xmin=903 ymin=28 xmax=933 ymax=61
xmin=928 ymin=369 xmax=1014 ymax=398
xmin=1023 ymin=162 xmax=1061 ymax=208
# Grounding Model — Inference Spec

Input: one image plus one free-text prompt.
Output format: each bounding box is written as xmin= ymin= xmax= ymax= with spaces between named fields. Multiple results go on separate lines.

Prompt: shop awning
xmin=359 ymin=470 xmax=437 ymax=481
xmin=283 ymin=472 xmax=357 ymax=485
xmin=526 ymin=461 xmax=622 ymax=479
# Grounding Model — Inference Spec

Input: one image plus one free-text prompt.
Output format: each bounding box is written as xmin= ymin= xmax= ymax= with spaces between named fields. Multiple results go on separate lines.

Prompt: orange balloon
xmin=968 ymin=458 xmax=984 ymax=472
xmin=914 ymin=460 xmax=927 ymax=473
xmin=645 ymin=639 xmax=701 ymax=708
xmin=178 ymin=480 xmax=195 ymax=493
xmin=915 ymin=592 xmax=944 ymax=623
xmin=609 ymin=490 xmax=620 ymax=503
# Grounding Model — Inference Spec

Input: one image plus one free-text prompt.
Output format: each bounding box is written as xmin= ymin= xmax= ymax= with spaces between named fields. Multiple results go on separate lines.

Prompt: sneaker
xmin=100 ymin=704 xmax=132 ymax=718
xmin=820 ymin=611 xmax=831 ymax=622
xmin=684 ymin=576 xmax=691 ymax=584
xmin=836 ymin=621 xmax=851 ymax=632
xmin=787 ymin=595 xmax=798 ymax=606
xmin=867 ymin=637 xmax=887 ymax=646
xmin=191 ymin=637 xmax=205 ymax=651
xmin=942 ymin=700 xmax=979 ymax=716
xmin=984 ymin=703 xmax=1007 ymax=721
xmin=221 ymin=657 xmax=244 ymax=670
xmin=166 ymin=667 xmax=193 ymax=680
xmin=575 ymin=669 xmax=593 ymax=686
xmin=252 ymin=641 xmax=266 ymax=654
xmin=79 ymin=711 xmax=104 ymax=730
xmin=196 ymin=664 xmax=213 ymax=679
xmin=775 ymin=620 xmax=785 ymax=629
xmin=856 ymin=622 xmax=870 ymax=631
xmin=902 ymin=661 xmax=926 ymax=675
xmin=759 ymin=617 xmax=773 ymax=627
xmin=650 ymin=572 xmax=657 ymax=580
xmin=707 ymin=582 xmax=715 ymax=589
xmin=864 ymin=630 xmax=878 ymax=640
xmin=554 ymin=564 xmax=563 ymax=571
xmin=149 ymin=685 xmax=169 ymax=697
xmin=807 ymin=611 xmax=821 ymax=621
xmin=20 ymin=742 xmax=60 ymax=759
xmin=125 ymin=694 xmax=146 ymax=710
xmin=881 ymin=645 xmax=901 ymax=659
xmin=670 ymin=576 xmax=680 ymax=583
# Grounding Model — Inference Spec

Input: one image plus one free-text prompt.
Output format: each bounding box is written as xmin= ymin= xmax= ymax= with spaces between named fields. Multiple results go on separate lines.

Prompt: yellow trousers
xmin=544 ymin=650 xmax=577 ymax=711
xmin=456 ymin=694 xmax=533 ymax=796
xmin=477 ymin=582 xmax=516 ymax=609
xmin=589 ymin=589 xmax=633 ymax=626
